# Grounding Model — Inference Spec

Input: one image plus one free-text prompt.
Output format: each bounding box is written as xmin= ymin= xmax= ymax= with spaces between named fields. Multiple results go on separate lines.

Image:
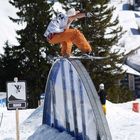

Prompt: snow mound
xmin=19 ymin=106 xmax=43 ymax=140
xmin=24 ymin=106 xmax=75 ymax=140
xmin=27 ymin=124 xmax=76 ymax=140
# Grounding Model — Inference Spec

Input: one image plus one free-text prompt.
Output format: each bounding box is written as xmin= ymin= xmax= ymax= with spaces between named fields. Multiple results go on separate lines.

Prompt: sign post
xmin=7 ymin=77 xmax=27 ymax=140
xmin=16 ymin=108 xmax=19 ymax=140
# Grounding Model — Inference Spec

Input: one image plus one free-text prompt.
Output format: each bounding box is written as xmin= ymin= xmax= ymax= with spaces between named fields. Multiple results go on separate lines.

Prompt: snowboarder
xmin=98 ymin=83 xmax=107 ymax=115
xmin=44 ymin=8 xmax=93 ymax=57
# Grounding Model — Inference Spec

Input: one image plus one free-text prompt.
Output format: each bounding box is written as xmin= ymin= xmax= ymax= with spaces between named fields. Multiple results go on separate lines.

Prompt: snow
xmin=109 ymin=0 xmax=140 ymax=74
xmin=122 ymin=64 xmax=140 ymax=76
xmin=28 ymin=125 xmax=76 ymax=140
xmin=1 ymin=100 xmax=140 ymax=140
xmin=109 ymin=0 xmax=140 ymax=56
xmin=118 ymin=10 xmax=140 ymax=55
xmin=106 ymin=100 xmax=140 ymax=140
xmin=127 ymin=46 xmax=140 ymax=61
xmin=0 ymin=106 xmax=42 ymax=140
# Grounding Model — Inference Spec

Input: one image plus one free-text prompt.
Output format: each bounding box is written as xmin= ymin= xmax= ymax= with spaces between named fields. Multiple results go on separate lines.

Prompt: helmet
xmin=99 ymin=83 xmax=104 ymax=90
xmin=66 ymin=8 xmax=76 ymax=17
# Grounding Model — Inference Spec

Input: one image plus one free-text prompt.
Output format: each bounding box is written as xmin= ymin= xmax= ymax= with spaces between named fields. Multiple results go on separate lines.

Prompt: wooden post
xmin=16 ymin=108 xmax=20 ymax=140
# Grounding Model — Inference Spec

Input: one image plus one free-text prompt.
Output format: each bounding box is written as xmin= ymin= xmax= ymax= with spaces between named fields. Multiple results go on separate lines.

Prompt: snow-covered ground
xmin=107 ymin=100 xmax=140 ymax=140
xmin=0 ymin=106 xmax=42 ymax=140
xmin=1 ymin=100 xmax=140 ymax=140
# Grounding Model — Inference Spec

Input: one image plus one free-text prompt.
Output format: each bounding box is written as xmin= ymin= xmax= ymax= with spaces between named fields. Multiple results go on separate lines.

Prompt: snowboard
xmin=68 ymin=55 xmax=109 ymax=60
xmin=47 ymin=55 xmax=109 ymax=63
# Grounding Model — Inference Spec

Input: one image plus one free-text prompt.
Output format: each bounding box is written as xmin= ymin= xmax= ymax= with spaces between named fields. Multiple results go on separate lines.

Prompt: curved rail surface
xmin=43 ymin=58 xmax=112 ymax=140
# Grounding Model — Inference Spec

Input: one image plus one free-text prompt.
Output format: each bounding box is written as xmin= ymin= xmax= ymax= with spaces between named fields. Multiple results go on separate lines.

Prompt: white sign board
xmin=7 ymin=81 xmax=26 ymax=110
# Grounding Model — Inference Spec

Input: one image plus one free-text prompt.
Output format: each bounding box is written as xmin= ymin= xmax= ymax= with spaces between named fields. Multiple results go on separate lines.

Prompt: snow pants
xmin=102 ymin=105 xmax=106 ymax=115
xmin=48 ymin=28 xmax=92 ymax=56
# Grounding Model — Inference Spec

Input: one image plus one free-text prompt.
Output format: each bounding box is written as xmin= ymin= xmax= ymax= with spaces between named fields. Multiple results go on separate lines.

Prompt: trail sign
xmin=7 ymin=80 xmax=27 ymax=110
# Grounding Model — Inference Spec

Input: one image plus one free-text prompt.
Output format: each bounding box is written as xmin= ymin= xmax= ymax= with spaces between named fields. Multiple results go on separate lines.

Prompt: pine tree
xmin=0 ymin=41 xmax=22 ymax=91
xmin=8 ymin=0 xmax=54 ymax=107
xmin=79 ymin=0 xmax=124 ymax=90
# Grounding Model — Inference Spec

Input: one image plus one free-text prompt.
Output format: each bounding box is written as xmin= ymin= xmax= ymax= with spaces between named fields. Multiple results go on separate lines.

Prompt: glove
xmin=86 ymin=12 xmax=93 ymax=18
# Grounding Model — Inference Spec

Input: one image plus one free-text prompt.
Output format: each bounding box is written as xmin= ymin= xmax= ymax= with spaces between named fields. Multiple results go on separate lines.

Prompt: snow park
xmin=1 ymin=0 xmax=140 ymax=140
